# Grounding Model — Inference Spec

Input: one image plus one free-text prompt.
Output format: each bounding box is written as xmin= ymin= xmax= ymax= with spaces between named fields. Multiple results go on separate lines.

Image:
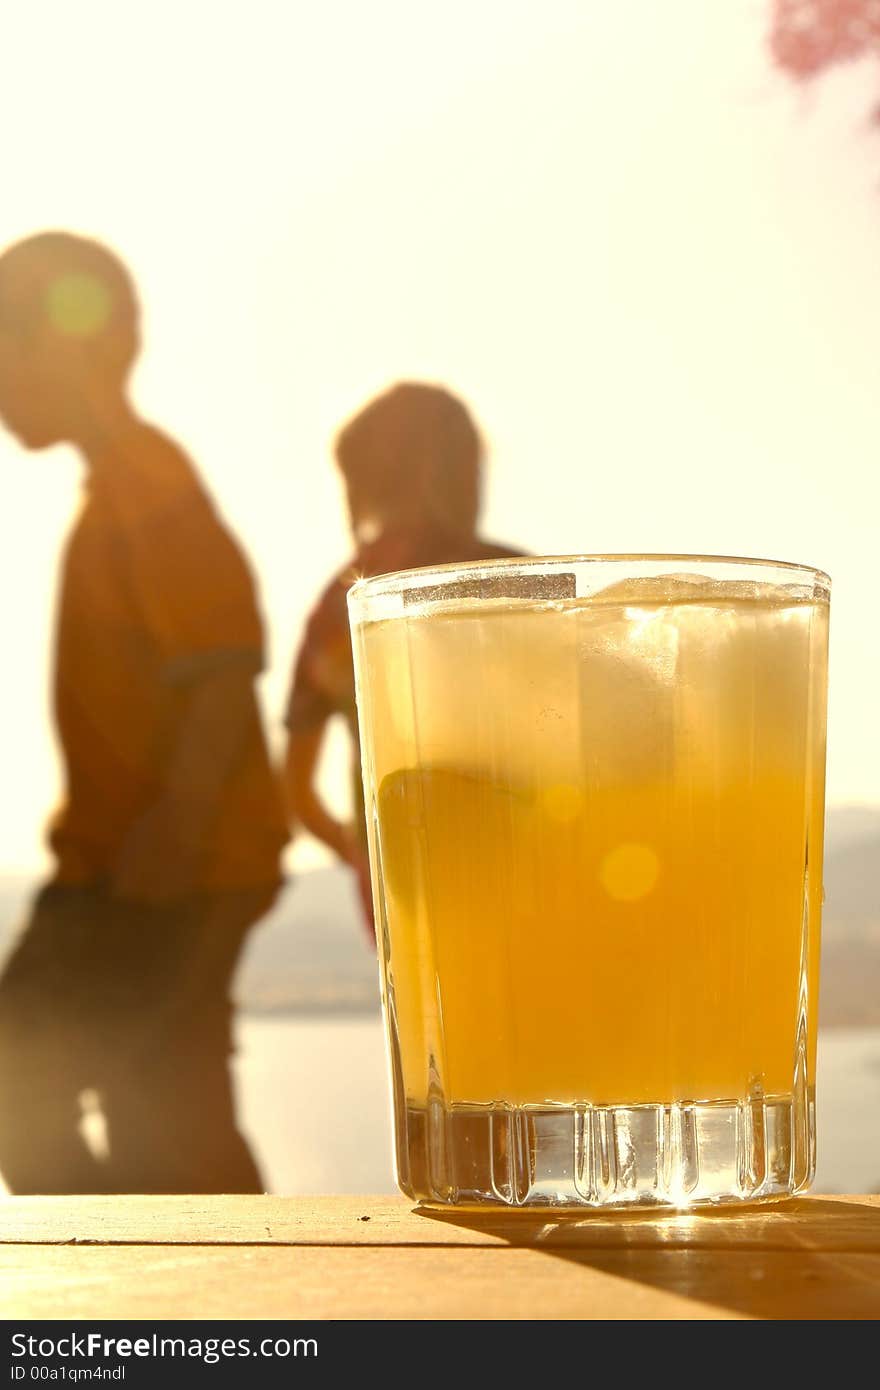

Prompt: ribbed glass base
xmin=395 ymin=1085 xmax=815 ymax=1209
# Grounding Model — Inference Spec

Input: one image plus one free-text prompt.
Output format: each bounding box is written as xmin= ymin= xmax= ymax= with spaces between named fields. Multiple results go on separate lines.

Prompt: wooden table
xmin=2 ymin=1194 xmax=879 ymax=1320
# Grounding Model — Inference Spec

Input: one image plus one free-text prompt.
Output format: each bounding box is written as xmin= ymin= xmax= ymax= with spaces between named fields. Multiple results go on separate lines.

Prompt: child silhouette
xmin=0 ymin=232 xmax=287 ymax=1192
xmin=283 ymin=382 xmax=522 ymax=936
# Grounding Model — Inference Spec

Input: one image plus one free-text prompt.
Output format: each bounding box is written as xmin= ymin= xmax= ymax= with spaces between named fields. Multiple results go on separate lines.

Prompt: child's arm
xmin=112 ymin=656 xmax=257 ymax=901
xmin=283 ymin=719 xmax=361 ymax=867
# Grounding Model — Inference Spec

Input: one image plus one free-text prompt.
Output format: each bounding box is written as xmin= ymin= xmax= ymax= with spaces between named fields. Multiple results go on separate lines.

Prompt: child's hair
xmin=335 ymin=382 xmax=482 ymax=535
xmin=0 ymin=231 xmax=138 ymax=378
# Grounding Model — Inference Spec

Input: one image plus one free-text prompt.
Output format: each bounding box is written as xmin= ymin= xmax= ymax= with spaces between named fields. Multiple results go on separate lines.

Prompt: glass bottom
xmin=395 ymin=1084 xmax=815 ymax=1209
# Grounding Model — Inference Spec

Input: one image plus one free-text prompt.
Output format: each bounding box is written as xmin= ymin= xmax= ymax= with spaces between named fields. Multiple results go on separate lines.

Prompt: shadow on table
xmin=414 ymin=1198 xmax=880 ymax=1320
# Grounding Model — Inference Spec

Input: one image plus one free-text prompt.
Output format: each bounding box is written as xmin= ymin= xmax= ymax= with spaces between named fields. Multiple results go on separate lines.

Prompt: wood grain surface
xmin=2 ymin=1194 xmax=878 ymax=1320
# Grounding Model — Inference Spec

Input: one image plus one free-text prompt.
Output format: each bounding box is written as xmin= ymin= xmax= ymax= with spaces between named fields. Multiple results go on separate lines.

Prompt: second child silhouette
xmin=0 ymin=232 xmax=288 ymax=1193
xmin=282 ymin=381 xmax=522 ymax=936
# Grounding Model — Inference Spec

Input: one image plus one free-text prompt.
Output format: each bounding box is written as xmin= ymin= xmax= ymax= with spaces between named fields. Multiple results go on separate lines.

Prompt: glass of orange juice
xmin=348 ymin=556 xmax=830 ymax=1208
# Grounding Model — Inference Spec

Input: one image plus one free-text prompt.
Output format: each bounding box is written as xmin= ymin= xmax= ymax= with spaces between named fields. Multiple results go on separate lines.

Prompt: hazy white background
xmin=1 ymin=1 xmax=879 ymax=876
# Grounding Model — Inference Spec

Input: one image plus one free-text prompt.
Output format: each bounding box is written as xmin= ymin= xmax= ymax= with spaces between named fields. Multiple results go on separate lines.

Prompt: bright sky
xmin=1 ymin=1 xmax=878 ymax=876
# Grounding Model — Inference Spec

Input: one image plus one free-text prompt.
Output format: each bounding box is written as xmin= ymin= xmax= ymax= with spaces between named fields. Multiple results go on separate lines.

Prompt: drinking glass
xmin=348 ymin=556 xmax=830 ymax=1208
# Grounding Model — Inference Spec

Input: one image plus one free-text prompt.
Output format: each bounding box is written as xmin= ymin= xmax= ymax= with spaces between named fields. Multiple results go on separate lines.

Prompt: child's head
xmin=0 ymin=232 xmax=139 ymax=449
xmin=336 ymin=382 xmax=483 ymax=541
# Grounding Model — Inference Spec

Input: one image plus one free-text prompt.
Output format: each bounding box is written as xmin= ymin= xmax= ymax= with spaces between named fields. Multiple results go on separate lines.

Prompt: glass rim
xmin=347 ymin=551 xmax=831 ymax=607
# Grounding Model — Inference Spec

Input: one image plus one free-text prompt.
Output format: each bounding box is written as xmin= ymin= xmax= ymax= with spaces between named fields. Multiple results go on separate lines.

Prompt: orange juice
xmin=350 ymin=563 xmax=829 ymax=1206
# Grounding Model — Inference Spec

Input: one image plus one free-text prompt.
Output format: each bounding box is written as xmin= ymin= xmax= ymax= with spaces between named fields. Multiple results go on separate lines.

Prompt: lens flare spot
xmin=600 ymin=842 xmax=660 ymax=901
xmin=45 ymin=273 xmax=112 ymax=337
xmin=542 ymin=783 xmax=583 ymax=822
